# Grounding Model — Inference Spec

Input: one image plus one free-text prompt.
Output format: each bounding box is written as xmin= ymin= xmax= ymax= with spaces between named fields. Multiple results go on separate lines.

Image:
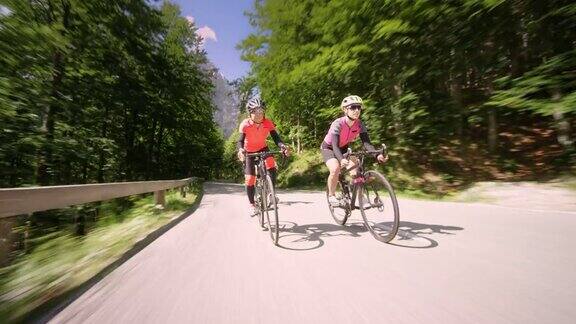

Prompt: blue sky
xmin=171 ymin=0 xmax=255 ymax=81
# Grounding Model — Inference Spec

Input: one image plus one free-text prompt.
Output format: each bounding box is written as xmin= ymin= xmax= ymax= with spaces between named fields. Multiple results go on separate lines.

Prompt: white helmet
xmin=246 ymin=97 xmax=265 ymax=113
xmin=341 ymin=95 xmax=363 ymax=108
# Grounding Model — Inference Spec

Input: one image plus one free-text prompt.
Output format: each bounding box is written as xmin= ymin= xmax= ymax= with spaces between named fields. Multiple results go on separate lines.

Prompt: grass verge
xmin=0 ymin=187 xmax=200 ymax=322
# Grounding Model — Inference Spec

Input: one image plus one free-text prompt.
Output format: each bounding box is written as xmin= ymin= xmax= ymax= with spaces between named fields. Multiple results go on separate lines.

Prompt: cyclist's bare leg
xmin=264 ymin=156 xmax=277 ymax=186
xmin=244 ymin=155 xmax=258 ymax=215
xmin=245 ymin=174 xmax=256 ymax=204
xmin=326 ymin=158 xmax=341 ymax=196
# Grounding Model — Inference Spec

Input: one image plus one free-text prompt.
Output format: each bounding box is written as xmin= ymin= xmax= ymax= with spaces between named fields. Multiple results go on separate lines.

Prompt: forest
xmin=230 ymin=0 xmax=575 ymax=191
xmin=0 ymin=0 xmax=224 ymax=189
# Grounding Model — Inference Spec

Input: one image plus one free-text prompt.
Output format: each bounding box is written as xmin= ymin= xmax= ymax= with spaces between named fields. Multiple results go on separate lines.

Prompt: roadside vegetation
xmin=0 ymin=187 xmax=200 ymax=322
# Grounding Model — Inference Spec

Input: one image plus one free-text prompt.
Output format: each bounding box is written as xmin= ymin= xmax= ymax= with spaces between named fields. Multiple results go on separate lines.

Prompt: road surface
xmin=50 ymin=182 xmax=576 ymax=323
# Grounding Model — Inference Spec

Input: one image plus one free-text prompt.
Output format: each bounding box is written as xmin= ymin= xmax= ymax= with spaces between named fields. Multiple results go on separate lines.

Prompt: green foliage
xmin=0 ymin=0 xmax=223 ymax=187
xmin=277 ymin=149 xmax=327 ymax=189
xmin=488 ymin=50 xmax=576 ymax=116
xmin=238 ymin=0 xmax=576 ymax=181
xmin=221 ymin=129 xmax=244 ymax=182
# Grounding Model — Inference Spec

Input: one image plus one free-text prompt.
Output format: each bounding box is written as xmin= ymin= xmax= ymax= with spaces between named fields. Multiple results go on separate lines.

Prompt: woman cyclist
xmin=237 ymin=98 xmax=289 ymax=215
xmin=321 ymin=95 xmax=387 ymax=206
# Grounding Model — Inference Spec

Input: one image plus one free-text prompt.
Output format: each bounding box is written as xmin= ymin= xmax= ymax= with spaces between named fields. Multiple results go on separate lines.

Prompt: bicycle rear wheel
xmin=264 ymin=174 xmax=279 ymax=245
xmin=326 ymin=180 xmax=351 ymax=225
xmin=358 ymin=170 xmax=400 ymax=243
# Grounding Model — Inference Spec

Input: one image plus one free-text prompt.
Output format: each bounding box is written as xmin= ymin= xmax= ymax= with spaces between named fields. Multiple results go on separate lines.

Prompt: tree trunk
xmin=75 ymin=214 xmax=86 ymax=236
xmin=97 ymin=105 xmax=109 ymax=183
xmin=124 ymin=105 xmax=138 ymax=180
xmin=97 ymin=151 xmax=105 ymax=183
xmin=509 ymin=0 xmax=527 ymax=78
xmin=449 ymin=76 xmax=465 ymax=139
xmin=146 ymin=117 xmax=158 ymax=180
xmin=155 ymin=125 xmax=165 ymax=179
xmin=297 ymin=135 xmax=301 ymax=154
xmin=36 ymin=51 xmax=63 ymax=185
xmin=296 ymin=117 xmax=301 ymax=154
xmin=487 ymin=107 xmax=498 ymax=153
xmin=35 ymin=1 xmax=70 ymax=185
xmin=0 ymin=218 xmax=15 ymax=267
xmin=9 ymin=157 xmax=17 ymax=187
xmin=484 ymin=36 xmax=498 ymax=154
xmin=82 ymin=161 xmax=88 ymax=183
xmin=551 ymin=89 xmax=573 ymax=151
xmin=392 ymin=83 xmax=403 ymax=141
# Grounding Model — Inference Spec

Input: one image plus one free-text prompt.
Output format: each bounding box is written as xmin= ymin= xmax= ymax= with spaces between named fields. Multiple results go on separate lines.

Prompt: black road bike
xmin=326 ymin=145 xmax=400 ymax=243
xmin=246 ymin=151 xmax=284 ymax=245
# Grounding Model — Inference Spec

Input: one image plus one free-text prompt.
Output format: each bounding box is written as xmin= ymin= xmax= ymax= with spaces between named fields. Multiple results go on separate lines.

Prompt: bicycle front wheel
xmin=264 ymin=174 xmax=279 ymax=245
xmin=359 ymin=170 xmax=400 ymax=243
xmin=326 ymin=180 xmax=351 ymax=225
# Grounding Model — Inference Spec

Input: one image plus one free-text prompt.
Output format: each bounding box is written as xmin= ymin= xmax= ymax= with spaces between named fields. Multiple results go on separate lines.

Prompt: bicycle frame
xmin=247 ymin=151 xmax=278 ymax=191
xmin=246 ymin=150 xmax=285 ymax=245
xmin=245 ymin=151 xmax=285 ymax=200
xmin=339 ymin=146 xmax=386 ymax=209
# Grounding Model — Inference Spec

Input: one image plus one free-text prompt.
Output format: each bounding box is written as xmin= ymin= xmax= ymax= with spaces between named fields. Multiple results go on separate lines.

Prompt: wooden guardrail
xmin=0 ymin=177 xmax=197 ymax=218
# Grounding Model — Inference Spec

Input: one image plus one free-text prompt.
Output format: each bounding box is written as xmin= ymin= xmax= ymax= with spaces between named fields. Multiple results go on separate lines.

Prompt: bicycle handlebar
xmin=343 ymin=144 xmax=388 ymax=159
xmin=245 ymin=150 xmax=286 ymax=158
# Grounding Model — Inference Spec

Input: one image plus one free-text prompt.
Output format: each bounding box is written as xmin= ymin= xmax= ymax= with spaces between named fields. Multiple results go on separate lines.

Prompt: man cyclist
xmin=237 ymin=98 xmax=290 ymax=215
xmin=321 ymin=95 xmax=387 ymax=206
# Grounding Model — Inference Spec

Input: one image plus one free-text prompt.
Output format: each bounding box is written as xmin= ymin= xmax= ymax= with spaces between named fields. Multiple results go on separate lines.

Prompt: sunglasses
xmin=347 ymin=105 xmax=362 ymax=111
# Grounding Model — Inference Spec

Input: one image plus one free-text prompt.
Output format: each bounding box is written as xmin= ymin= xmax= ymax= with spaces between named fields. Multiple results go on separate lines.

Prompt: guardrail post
xmin=0 ymin=217 xmax=15 ymax=267
xmin=154 ymin=190 xmax=166 ymax=208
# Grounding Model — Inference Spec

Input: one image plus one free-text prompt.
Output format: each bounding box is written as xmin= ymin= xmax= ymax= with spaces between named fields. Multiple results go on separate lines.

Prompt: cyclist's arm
xmin=359 ymin=121 xmax=377 ymax=155
xmin=270 ymin=130 xmax=285 ymax=148
xmin=359 ymin=132 xmax=376 ymax=152
xmin=331 ymin=134 xmax=345 ymax=161
xmin=237 ymin=133 xmax=246 ymax=150
xmin=328 ymin=119 xmax=345 ymax=161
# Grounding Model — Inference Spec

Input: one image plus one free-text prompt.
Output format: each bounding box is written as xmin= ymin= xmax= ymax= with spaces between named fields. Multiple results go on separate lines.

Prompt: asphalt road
xmin=50 ymin=182 xmax=576 ymax=324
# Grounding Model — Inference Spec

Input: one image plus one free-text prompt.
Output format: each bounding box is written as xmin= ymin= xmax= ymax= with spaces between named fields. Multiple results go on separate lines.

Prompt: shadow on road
xmin=278 ymin=200 xmax=314 ymax=206
xmin=390 ymin=221 xmax=464 ymax=249
xmin=276 ymin=220 xmax=464 ymax=251
xmin=205 ymin=182 xmax=465 ymax=250
xmin=276 ymin=220 xmax=365 ymax=250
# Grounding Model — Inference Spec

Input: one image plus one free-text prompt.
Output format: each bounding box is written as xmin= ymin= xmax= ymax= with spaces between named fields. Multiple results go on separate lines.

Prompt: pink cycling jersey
xmin=322 ymin=117 xmax=368 ymax=149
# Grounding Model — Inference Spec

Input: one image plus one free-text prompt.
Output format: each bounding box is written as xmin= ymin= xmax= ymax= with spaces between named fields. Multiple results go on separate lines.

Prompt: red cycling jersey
xmin=238 ymin=118 xmax=276 ymax=152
